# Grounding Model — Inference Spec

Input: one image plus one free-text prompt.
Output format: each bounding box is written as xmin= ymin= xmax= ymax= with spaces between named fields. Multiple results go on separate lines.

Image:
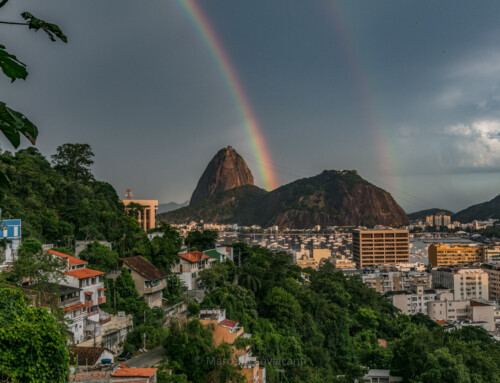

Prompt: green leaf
xmin=0 ymin=102 xmax=38 ymax=148
xmin=21 ymin=12 xmax=67 ymax=43
xmin=0 ymin=171 xmax=9 ymax=188
xmin=0 ymin=44 xmax=27 ymax=82
xmin=0 ymin=0 xmax=9 ymax=8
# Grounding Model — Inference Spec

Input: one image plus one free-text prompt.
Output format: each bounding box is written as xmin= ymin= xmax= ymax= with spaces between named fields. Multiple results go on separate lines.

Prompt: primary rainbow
xmin=175 ymin=0 xmax=278 ymax=191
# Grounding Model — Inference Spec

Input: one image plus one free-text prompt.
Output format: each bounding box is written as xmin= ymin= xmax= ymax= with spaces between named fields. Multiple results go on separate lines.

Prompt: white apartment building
xmin=46 ymin=250 xmax=107 ymax=343
xmin=481 ymin=262 xmax=500 ymax=300
xmin=427 ymin=299 xmax=495 ymax=331
xmin=432 ymin=267 xmax=488 ymax=301
xmin=388 ymin=285 xmax=453 ymax=315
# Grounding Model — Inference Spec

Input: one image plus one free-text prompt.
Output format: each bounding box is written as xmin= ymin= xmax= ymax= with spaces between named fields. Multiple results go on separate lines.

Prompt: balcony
xmin=98 ymin=296 xmax=106 ymax=304
xmin=99 ymin=311 xmax=111 ymax=324
xmin=144 ymin=279 xmax=167 ymax=294
xmin=59 ymin=296 xmax=81 ymax=308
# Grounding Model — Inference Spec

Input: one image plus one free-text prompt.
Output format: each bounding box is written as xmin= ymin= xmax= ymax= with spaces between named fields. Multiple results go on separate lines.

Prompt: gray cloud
xmin=1 ymin=0 xmax=500 ymax=212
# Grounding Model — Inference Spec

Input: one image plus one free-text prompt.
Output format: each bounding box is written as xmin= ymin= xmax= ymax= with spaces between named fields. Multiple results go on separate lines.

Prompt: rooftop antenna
xmin=125 ymin=189 xmax=133 ymax=200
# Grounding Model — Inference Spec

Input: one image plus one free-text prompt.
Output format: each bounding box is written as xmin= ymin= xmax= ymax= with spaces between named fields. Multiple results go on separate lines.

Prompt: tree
xmin=148 ymin=224 xmax=182 ymax=272
xmin=11 ymin=239 xmax=66 ymax=302
xmin=0 ymin=1 xmax=66 ymax=185
xmin=51 ymin=143 xmax=94 ymax=182
xmin=198 ymin=261 xmax=236 ymax=291
xmin=163 ymin=274 xmax=186 ymax=305
xmin=0 ymin=288 xmax=69 ymax=382
xmin=185 ymin=230 xmax=218 ymax=252
xmin=238 ymin=263 xmax=262 ymax=293
xmin=78 ymin=241 xmax=118 ymax=272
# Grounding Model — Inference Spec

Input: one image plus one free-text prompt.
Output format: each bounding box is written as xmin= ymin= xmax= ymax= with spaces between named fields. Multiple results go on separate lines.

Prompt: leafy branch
xmin=0 ymin=0 xmax=67 ymax=184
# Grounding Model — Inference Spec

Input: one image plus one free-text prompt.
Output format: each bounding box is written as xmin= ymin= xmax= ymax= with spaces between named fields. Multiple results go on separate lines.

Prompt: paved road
xmin=126 ymin=346 xmax=165 ymax=368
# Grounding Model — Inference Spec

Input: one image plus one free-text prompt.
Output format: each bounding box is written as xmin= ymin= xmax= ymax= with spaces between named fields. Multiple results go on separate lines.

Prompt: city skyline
xmin=1 ymin=0 xmax=500 ymax=212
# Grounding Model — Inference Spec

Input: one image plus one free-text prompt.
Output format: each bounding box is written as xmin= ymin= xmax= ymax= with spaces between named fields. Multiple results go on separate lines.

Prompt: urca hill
xmin=159 ymin=146 xmax=408 ymax=228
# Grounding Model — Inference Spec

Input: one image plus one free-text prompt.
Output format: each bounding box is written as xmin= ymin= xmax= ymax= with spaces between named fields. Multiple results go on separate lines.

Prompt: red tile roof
xmin=220 ymin=319 xmax=239 ymax=328
xmin=84 ymin=291 xmax=93 ymax=295
xmin=470 ymin=300 xmax=489 ymax=307
xmin=64 ymin=268 xmax=104 ymax=279
xmin=122 ymin=256 xmax=168 ymax=281
xmin=435 ymin=320 xmax=448 ymax=326
xmin=179 ymin=251 xmax=214 ymax=263
xmin=64 ymin=303 xmax=86 ymax=312
xmin=98 ymin=287 xmax=106 ymax=291
xmin=47 ymin=249 xmax=87 ymax=266
xmin=112 ymin=368 xmax=157 ymax=378
xmin=69 ymin=346 xmax=114 ymax=365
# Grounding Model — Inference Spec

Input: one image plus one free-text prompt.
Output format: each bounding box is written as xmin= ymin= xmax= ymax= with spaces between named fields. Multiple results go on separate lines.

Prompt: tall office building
xmin=353 ymin=229 xmax=410 ymax=268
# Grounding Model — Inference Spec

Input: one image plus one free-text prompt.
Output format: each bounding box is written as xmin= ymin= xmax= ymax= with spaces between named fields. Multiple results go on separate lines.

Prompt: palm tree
xmin=238 ymin=264 xmax=262 ymax=293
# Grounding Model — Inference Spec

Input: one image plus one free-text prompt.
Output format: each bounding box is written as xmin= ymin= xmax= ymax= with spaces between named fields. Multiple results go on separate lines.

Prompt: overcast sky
xmin=1 ymin=0 xmax=500 ymax=213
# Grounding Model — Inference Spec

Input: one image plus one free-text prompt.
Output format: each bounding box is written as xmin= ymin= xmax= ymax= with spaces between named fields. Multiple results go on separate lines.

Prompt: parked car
xmin=117 ymin=351 xmax=132 ymax=361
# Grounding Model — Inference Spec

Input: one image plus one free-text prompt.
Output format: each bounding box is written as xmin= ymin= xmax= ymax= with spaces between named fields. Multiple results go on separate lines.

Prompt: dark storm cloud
xmin=1 ymin=0 xmax=500 ymax=212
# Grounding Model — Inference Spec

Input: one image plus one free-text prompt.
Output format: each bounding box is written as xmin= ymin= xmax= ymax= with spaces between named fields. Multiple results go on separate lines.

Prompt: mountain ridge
xmin=159 ymin=159 xmax=408 ymax=228
xmin=453 ymin=193 xmax=500 ymax=222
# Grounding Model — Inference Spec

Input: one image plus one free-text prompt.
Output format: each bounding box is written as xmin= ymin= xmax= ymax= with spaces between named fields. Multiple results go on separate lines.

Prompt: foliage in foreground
xmin=0 ymin=288 xmax=69 ymax=383
xmin=181 ymin=243 xmax=500 ymax=383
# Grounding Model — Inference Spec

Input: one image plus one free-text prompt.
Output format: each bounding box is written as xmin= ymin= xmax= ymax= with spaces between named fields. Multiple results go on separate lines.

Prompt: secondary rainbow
xmin=325 ymin=2 xmax=403 ymax=194
xmin=175 ymin=0 xmax=278 ymax=191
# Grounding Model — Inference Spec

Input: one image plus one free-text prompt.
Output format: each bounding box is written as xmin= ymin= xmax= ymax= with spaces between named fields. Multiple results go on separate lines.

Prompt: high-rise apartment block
xmin=425 ymin=213 xmax=451 ymax=227
xmin=353 ymin=229 xmax=410 ymax=268
xmin=428 ymin=244 xmax=483 ymax=267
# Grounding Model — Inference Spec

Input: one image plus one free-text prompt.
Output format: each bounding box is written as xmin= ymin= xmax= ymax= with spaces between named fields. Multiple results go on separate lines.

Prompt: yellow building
xmin=312 ymin=248 xmax=331 ymax=263
xmin=353 ymin=229 xmax=409 ymax=268
xmin=122 ymin=198 xmax=158 ymax=231
xmin=428 ymin=244 xmax=483 ymax=267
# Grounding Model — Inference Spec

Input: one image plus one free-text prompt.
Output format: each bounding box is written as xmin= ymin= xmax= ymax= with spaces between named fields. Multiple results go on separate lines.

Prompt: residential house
xmin=199 ymin=309 xmax=266 ymax=383
xmin=172 ymin=251 xmax=216 ymax=290
xmin=362 ymin=369 xmax=402 ymax=383
xmin=204 ymin=249 xmax=228 ymax=264
xmin=0 ymin=219 xmax=22 ymax=268
xmin=24 ymin=283 xmax=87 ymax=343
xmin=70 ymin=367 xmax=158 ymax=382
xmin=120 ymin=256 xmax=168 ymax=308
xmin=69 ymin=346 xmax=114 ymax=367
xmin=77 ymin=313 xmax=134 ymax=354
xmin=111 ymin=368 xmax=158 ymax=382
xmin=47 ymin=250 xmax=108 ymax=343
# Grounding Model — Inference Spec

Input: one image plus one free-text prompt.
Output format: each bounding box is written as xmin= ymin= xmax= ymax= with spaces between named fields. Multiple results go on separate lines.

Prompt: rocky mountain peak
xmin=190 ymin=146 xmax=254 ymax=205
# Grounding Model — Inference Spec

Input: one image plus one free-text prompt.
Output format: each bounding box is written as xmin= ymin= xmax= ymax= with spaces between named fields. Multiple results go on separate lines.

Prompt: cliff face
xmin=161 ymin=166 xmax=409 ymax=228
xmin=258 ymin=170 xmax=408 ymax=228
xmin=190 ymin=146 xmax=254 ymax=205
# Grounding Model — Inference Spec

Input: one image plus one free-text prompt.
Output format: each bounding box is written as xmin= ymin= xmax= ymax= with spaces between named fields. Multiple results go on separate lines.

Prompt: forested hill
xmin=0 ymin=145 xmax=130 ymax=243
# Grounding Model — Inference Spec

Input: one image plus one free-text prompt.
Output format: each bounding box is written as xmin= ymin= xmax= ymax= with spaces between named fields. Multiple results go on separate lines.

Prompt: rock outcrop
xmin=190 ymin=146 xmax=254 ymax=205
xmin=161 ymin=161 xmax=409 ymax=228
